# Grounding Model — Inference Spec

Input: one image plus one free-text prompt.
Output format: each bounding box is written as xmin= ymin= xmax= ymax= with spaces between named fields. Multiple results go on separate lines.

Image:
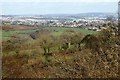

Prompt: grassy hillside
xmin=2 ymin=26 xmax=119 ymax=78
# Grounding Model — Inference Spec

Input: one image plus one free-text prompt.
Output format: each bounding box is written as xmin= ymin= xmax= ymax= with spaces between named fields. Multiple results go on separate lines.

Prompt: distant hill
xmin=1 ymin=13 xmax=118 ymax=21
xmin=45 ymin=12 xmax=116 ymax=15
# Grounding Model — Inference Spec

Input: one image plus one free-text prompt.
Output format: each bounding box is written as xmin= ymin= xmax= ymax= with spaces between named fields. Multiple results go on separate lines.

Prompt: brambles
xmin=2 ymin=27 xmax=119 ymax=78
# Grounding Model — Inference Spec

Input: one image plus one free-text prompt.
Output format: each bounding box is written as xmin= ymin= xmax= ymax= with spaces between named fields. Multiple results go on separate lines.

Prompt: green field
xmin=1 ymin=27 xmax=97 ymax=41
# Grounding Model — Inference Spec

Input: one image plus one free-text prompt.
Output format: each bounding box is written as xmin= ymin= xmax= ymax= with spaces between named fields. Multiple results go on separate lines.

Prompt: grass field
xmin=1 ymin=27 xmax=97 ymax=40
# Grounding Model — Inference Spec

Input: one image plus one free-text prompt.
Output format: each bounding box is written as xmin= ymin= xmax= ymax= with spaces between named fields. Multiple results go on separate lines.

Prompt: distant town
xmin=1 ymin=13 xmax=118 ymax=31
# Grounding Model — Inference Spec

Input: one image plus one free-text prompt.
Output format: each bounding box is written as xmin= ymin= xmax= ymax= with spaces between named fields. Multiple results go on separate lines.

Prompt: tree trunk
xmin=44 ymin=47 xmax=47 ymax=55
xmin=43 ymin=47 xmax=50 ymax=63
xmin=59 ymin=45 xmax=62 ymax=51
xmin=68 ymin=43 xmax=71 ymax=49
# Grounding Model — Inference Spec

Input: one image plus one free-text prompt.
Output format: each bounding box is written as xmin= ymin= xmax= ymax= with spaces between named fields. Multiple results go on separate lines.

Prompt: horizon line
xmin=1 ymin=12 xmax=117 ymax=16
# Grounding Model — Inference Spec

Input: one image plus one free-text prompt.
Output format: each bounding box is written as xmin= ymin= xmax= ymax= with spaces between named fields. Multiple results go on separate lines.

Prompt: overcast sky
xmin=1 ymin=0 xmax=119 ymax=2
xmin=1 ymin=0 xmax=119 ymax=15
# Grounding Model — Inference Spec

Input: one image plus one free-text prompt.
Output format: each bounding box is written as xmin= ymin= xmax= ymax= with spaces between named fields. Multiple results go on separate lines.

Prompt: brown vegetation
xmin=2 ymin=27 xmax=120 ymax=78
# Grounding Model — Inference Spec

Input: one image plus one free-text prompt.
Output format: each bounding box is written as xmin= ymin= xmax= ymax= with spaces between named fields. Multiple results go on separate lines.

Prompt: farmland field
xmin=1 ymin=27 xmax=96 ymax=41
